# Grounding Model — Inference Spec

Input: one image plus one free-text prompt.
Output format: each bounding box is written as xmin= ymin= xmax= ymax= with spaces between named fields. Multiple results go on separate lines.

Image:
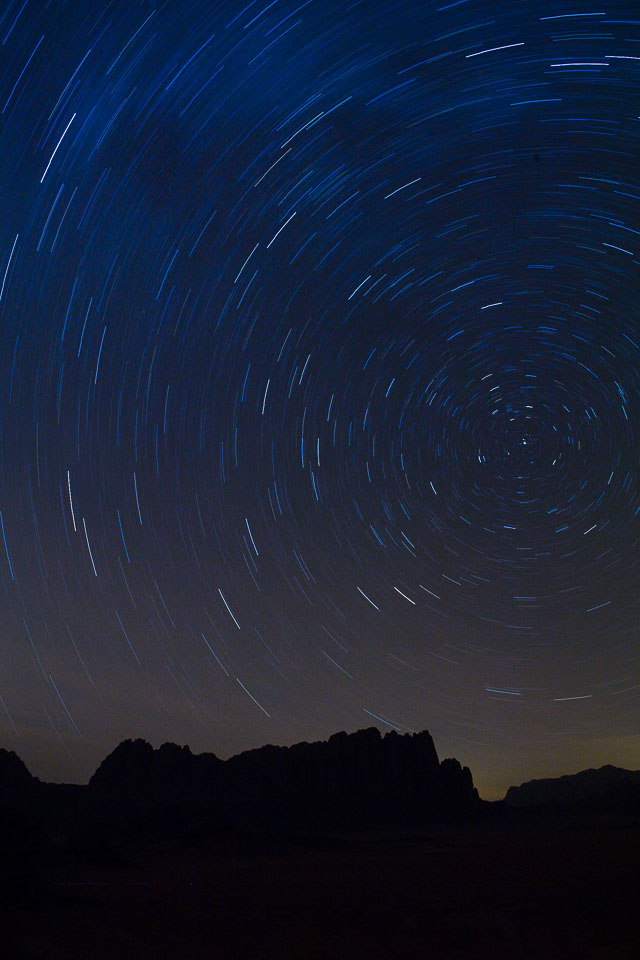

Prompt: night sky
xmin=1 ymin=0 xmax=639 ymax=800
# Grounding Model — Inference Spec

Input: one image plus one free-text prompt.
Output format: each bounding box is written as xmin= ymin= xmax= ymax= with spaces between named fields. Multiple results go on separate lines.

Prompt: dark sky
xmin=1 ymin=0 xmax=639 ymax=800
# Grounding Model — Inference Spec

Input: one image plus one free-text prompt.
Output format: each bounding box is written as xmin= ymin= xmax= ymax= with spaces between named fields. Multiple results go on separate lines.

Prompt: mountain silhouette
xmin=505 ymin=765 xmax=640 ymax=812
xmin=0 ymin=727 xmax=482 ymax=843
xmin=87 ymin=727 xmax=478 ymax=832
xmin=1 ymin=728 xmax=479 ymax=846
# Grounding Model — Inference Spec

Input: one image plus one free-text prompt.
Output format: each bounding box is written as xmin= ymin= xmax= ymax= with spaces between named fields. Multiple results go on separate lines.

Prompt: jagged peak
xmin=157 ymin=741 xmax=193 ymax=757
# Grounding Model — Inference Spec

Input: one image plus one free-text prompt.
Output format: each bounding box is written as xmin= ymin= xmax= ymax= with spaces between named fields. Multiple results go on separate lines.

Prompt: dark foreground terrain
xmin=4 ymin=819 xmax=640 ymax=959
xmin=3 ymin=732 xmax=639 ymax=958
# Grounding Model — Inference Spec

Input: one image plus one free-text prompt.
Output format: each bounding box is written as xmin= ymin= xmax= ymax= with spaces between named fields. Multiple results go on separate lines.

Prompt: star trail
xmin=1 ymin=0 xmax=639 ymax=798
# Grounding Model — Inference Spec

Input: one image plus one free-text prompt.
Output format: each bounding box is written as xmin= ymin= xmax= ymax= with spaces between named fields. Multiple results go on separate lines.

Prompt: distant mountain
xmin=505 ymin=765 xmax=640 ymax=812
xmin=0 ymin=728 xmax=480 ymax=845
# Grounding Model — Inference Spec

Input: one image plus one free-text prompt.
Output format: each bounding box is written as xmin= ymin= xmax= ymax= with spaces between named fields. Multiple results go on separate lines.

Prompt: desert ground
xmin=4 ymin=820 xmax=639 ymax=959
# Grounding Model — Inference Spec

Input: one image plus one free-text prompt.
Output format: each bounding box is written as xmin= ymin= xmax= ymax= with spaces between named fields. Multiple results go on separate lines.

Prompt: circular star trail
xmin=1 ymin=0 xmax=639 ymax=795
